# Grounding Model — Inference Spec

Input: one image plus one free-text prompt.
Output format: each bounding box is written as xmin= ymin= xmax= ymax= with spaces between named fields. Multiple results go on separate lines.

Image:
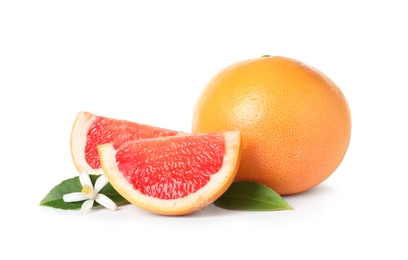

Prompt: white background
xmin=1 ymin=1 xmax=407 ymax=259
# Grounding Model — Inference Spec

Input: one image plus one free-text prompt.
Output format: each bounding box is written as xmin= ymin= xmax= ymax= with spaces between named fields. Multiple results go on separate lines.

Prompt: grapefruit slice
xmin=98 ymin=130 xmax=242 ymax=215
xmin=70 ymin=111 xmax=179 ymax=175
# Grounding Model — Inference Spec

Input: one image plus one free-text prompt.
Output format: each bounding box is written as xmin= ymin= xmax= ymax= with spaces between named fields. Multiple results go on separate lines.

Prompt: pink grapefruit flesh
xmin=70 ymin=111 xmax=179 ymax=175
xmin=98 ymin=130 xmax=242 ymax=215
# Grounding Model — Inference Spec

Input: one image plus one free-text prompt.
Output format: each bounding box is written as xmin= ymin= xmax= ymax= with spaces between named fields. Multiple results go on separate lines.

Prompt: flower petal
xmin=95 ymin=194 xmax=117 ymax=211
xmin=94 ymin=174 xmax=109 ymax=193
xmin=63 ymin=192 xmax=88 ymax=202
xmin=79 ymin=172 xmax=93 ymax=188
xmin=80 ymin=199 xmax=94 ymax=214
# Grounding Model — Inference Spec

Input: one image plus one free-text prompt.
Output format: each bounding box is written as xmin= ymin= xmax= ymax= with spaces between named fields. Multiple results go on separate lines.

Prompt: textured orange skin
xmin=192 ymin=56 xmax=351 ymax=195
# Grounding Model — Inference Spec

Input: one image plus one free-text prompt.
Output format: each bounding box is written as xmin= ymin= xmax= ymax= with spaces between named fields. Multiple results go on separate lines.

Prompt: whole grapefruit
xmin=192 ymin=56 xmax=351 ymax=195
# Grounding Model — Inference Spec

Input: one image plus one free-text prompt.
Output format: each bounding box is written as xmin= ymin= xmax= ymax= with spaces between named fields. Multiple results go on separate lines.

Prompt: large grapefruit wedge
xmin=98 ymin=130 xmax=242 ymax=215
xmin=70 ymin=111 xmax=179 ymax=175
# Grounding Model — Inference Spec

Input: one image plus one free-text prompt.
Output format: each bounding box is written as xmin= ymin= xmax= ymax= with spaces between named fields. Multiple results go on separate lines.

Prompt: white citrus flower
xmin=63 ymin=172 xmax=117 ymax=214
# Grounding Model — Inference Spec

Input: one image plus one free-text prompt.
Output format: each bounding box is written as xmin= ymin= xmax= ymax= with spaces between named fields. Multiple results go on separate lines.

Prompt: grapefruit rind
xmin=98 ymin=130 xmax=242 ymax=215
xmin=70 ymin=111 xmax=104 ymax=175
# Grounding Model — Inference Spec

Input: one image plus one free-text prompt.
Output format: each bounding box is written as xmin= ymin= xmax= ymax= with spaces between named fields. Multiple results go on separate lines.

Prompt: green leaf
xmin=214 ymin=181 xmax=293 ymax=211
xmin=39 ymin=175 xmax=128 ymax=210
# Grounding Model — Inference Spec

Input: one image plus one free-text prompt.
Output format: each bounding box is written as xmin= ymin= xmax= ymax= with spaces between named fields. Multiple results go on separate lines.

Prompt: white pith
xmin=70 ymin=111 xmax=105 ymax=175
xmin=98 ymin=130 xmax=241 ymax=215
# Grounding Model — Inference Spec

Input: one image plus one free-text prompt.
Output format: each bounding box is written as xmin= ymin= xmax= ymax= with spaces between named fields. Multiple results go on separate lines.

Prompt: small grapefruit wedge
xmin=98 ymin=131 xmax=242 ymax=215
xmin=70 ymin=111 xmax=179 ymax=175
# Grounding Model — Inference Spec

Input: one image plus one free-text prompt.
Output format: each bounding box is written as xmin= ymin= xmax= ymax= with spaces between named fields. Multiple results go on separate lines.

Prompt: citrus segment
xmin=192 ymin=56 xmax=351 ymax=195
xmin=70 ymin=111 xmax=179 ymax=175
xmin=98 ymin=130 xmax=242 ymax=215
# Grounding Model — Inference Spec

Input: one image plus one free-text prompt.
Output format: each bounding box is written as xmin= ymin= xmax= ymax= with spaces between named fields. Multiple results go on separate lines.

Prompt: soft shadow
xmin=281 ymin=183 xmax=336 ymax=210
xmin=283 ymin=183 xmax=334 ymax=199
xmin=152 ymin=204 xmax=238 ymax=219
xmin=188 ymin=204 xmax=239 ymax=218
xmin=114 ymin=203 xmax=237 ymax=219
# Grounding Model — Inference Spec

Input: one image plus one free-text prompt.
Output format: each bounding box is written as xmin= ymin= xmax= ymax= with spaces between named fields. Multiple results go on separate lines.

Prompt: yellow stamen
xmin=82 ymin=185 xmax=92 ymax=195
